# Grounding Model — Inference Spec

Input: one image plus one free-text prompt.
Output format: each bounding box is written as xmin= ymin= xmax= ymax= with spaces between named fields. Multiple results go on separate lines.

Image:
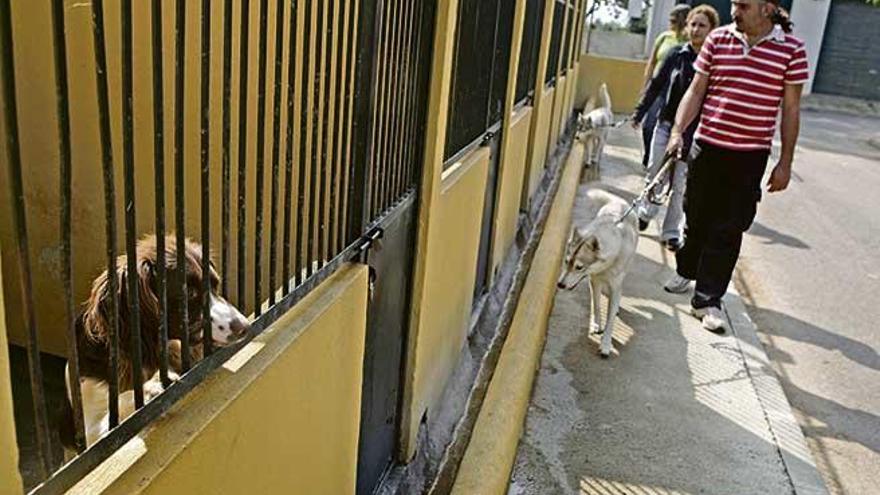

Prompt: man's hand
xmin=666 ymin=130 xmax=684 ymax=159
xmin=767 ymin=159 xmax=792 ymax=192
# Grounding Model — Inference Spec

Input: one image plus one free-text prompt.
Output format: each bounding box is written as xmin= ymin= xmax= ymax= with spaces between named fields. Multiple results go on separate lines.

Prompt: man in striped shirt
xmin=664 ymin=0 xmax=808 ymax=332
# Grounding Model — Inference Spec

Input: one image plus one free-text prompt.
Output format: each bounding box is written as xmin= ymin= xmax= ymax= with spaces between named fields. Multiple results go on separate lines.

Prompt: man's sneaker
xmin=663 ymin=274 xmax=692 ymax=294
xmin=691 ymin=306 xmax=727 ymax=333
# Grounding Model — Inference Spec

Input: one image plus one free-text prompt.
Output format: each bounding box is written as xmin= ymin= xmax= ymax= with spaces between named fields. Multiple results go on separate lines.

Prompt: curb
xmin=724 ymin=289 xmax=830 ymax=495
xmin=450 ymin=142 xmax=584 ymax=494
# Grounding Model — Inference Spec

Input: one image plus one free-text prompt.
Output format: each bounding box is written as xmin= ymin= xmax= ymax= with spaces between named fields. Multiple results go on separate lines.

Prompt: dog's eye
xmin=575 ymin=262 xmax=585 ymax=270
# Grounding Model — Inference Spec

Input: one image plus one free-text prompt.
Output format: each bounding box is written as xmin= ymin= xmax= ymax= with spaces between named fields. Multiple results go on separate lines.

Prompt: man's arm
xmin=767 ymin=82 xmax=803 ymax=192
xmin=666 ymin=72 xmax=709 ymax=157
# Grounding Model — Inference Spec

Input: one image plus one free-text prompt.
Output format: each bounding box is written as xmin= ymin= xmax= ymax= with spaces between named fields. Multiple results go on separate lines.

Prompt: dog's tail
xmin=598 ymin=83 xmax=612 ymax=111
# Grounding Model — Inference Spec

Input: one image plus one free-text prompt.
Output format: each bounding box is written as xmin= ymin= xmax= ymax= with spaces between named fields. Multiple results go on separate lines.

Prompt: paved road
xmin=735 ymin=109 xmax=880 ymax=495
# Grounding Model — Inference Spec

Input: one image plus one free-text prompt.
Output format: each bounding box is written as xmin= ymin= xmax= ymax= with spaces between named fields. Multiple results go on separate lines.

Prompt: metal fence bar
xmin=51 ymin=0 xmax=86 ymax=452
xmin=174 ymin=0 xmax=191 ymax=372
xmin=121 ymin=0 xmax=146 ymax=409
xmin=254 ymin=0 xmax=269 ymax=317
xmin=0 ymin=1 xmax=54 ymax=476
xmin=90 ymin=0 xmax=122 ymax=427
xmin=305 ymin=0 xmax=324 ymax=279
xmin=151 ymin=0 xmax=171 ymax=390
xmin=384 ymin=0 xmax=401 ymax=209
xmin=394 ymin=0 xmax=413 ymax=200
xmin=401 ymin=0 xmax=419 ymax=197
xmin=339 ymin=0 xmax=360 ymax=253
xmin=200 ymin=0 xmax=213 ymax=356
xmin=370 ymin=0 xmax=390 ymax=218
xmin=269 ymin=0 xmax=286 ymax=305
xmin=322 ymin=0 xmax=340 ymax=266
xmin=330 ymin=0 xmax=350 ymax=256
xmin=282 ymin=0 xmax=300 ymax=295
xmin=237 ymin=0 xmax=251 ymax=310
xmin=294 ymin=0 xmax=314 ymax=286
xmin=221 ymin=0 xmax=233 ymax=300
xmin=315 ymin=0 xmax=332 ymax=268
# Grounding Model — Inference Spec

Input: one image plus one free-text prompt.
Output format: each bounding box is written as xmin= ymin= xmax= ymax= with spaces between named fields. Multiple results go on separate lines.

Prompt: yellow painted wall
xmin=0 ymin=0 xmax=314 ymax=356
xmin=68 ymin=264 xmax=368 ymax=495
xmin=548 ymin=75 xmax=568 ymax=154
xmin=576 ymin=54 xmax=646 ymax=113
xmin=490 ymin=107 xmax=532 ymax=278
xmin=405 ymin=148 xmax=489 ymax=455
xmin=0 ymin=256 xmax=23 ymax=495
xmin=525 ymin=87 xmax=554 ymax=204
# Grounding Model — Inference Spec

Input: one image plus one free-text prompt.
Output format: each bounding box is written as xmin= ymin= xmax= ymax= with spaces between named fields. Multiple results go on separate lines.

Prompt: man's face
xmin=731 ymin=0 xmax=772 ymax=33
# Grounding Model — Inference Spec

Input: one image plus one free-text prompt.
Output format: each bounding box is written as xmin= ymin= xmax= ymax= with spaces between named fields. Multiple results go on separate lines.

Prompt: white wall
xmin=645 ymin=0 xmax=676 ymax=57
xmin=788 ymin=0 xmax=832 ymax=94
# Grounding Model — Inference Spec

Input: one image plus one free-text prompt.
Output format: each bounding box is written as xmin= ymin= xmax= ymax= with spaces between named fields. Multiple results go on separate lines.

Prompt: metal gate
xmin=812 ymin=0 xmax=880 ymax=100
xmin=0 ymin=0 xmax=433 ymax=492
xmin=353 ymin=0 xmax=434 ymax=493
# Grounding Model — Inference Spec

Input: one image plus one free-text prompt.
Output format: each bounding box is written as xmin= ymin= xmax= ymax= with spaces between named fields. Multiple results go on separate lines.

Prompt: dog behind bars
xmin=58 ymin=235 xmax=250 ymax=451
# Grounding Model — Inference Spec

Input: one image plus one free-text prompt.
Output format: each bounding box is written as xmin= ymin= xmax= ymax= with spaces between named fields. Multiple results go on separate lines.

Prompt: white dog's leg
xmin=589 ymin=278 xmax=601 ymax=334
xmin=600 ymin=286 xmax=621 ymax=357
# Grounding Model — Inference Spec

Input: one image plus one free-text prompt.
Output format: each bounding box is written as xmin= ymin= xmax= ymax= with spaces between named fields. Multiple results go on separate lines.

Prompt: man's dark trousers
xmin=676 ymin=140 xmax=769 ymax=309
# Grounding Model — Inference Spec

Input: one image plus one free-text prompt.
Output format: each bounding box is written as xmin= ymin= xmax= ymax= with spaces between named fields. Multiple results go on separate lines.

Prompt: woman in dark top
xmin=631 ymin=5 xmax=719 ymax=252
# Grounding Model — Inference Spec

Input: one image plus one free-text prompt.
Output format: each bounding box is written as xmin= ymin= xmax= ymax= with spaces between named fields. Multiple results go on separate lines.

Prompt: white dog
xmin=577 ymin=83 xmax=614 ymax=167
xmin=557 ymin=188 xmax=638 ymax=357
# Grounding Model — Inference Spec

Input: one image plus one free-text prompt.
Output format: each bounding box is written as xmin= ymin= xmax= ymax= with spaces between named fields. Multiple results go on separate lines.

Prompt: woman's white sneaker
xmin=663 ymin=274 xmax=692 ymax=294
xmin=691 ymin=306 xmax=726 ymax=333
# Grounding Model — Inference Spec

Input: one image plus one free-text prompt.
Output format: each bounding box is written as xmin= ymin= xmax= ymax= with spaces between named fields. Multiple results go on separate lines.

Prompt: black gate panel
xmin=813 ymin=0 xmax=880 ymax=100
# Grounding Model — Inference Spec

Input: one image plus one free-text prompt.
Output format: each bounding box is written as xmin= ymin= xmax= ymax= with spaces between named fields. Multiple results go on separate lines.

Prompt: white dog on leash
xmin=557 ymin=188 xmax=638 ymax=357
xmin=577 ymin=83 xmax=614 ymax=167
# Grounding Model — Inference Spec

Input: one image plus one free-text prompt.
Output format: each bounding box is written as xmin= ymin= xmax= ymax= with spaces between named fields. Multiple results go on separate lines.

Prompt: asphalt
xmin=507 ymin=126 xmax=826 ymax=495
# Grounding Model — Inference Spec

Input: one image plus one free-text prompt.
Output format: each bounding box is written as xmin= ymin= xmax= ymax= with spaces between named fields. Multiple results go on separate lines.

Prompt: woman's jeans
xmin=636 ymin=120 xmax=687 ymax=242
xmin=640 ymin=98 xmax=663 ymax=168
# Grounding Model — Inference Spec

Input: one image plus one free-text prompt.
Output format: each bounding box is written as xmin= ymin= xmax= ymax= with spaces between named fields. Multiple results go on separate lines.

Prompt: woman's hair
xmin=687 ymin=4 xmax=720 ymax=30
xmin=770 ymin=6 xmax=794 ymax=33
xmin=669 ymin=4 xmax=691 ymax=32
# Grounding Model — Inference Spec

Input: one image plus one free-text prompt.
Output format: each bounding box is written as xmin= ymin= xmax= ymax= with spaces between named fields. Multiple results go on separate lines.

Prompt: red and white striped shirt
xmin=693 ymin=24 xmax=809 ymax=151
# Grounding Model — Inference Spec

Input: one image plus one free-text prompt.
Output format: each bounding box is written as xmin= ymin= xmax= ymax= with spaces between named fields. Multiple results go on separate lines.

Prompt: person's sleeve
xmin=785 ymin=42 xmax=809 ymax=85
xmin=634 ymin=51 xmax=676 ymax=122
xmin=693 ymin=32 xmax=715 ymax=75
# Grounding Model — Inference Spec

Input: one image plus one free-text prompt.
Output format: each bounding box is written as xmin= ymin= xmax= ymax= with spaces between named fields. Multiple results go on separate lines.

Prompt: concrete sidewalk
xmin=507 ymin=128 xmax=827 ymax=495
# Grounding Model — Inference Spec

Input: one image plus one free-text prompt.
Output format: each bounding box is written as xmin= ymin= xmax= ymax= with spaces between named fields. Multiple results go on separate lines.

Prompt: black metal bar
xmin=339 ymin=0 xmax=360 ymax=252
xmin=380 ymin=0 xmax=398 ymax=212
xmin=305 ymin=0 xmax=323 ymax=279
xmin=294 ymin=0 xmax=313 ymax=287
xmin=254 ymin=0 xmax=269 ymax=316
xmin=221 ymin=0 xmax=233 ymax=299
xmin=90 ymin=0 xmax=121 ymax=429
xmin=269 ymin=0 xmax=286 ymax=305
xmin=403 ymin=0 xmax=424 ymax=194
xmin=51 ymin=0 xmax=86 ymax=453
xmin=318 ymin=0 xmax=335 ymax=267
xmin=121 ymin=0 xmax=145 ymax=410
xmin=371 ymin=0 xmax=391 ymax=218
xmin=329 ymin=0 xmax=347 ymax=257
xmin=0 ymin=1 xmax=54 ymax=475
xmin=237 ymin=0 xmax=250 ymax=311
xmin=394 ymin=0 xmax=413 ymax=200
xmin=347 ymin=0 xmax=381 ymax=242
xmin=282 ymin=0 xmax=299 ymax=295
xmin=201 ymin=0 xmax=213 ymax=357
xmin=151 ymin=0 xmax=171 ymax=390
xmin=174 ymin=0 xmax=191 ymax=372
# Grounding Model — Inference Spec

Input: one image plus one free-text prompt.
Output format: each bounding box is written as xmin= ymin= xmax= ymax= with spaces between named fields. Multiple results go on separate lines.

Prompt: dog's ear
xmin=587 ymin=237 xmax=600 ymax=252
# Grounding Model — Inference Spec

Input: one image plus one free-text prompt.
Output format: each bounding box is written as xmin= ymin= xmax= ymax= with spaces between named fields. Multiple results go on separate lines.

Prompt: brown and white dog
xmin=59 ymin=235 xmax=250 ymax=451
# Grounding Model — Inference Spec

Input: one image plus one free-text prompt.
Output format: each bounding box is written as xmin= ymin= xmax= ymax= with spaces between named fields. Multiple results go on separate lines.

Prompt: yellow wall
xmin=548 ymin=75 xmax=568 ymax=154
xmin=68 ymin=264 xmax=368 ymax=495
xmin=576 ymin=54 xmax=646 ymax=113
xmin=490 ymin=107 xmax=532 ymax=278
xmin=0 ymin=256 xmax=23 ymax=495
xmin=404 ymin=148 xmax=489 ymax=456
xmin=524 ymin=87 xmax=554 ymax=205
xmin=0 ymin=0 xmax=321 ymax=356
